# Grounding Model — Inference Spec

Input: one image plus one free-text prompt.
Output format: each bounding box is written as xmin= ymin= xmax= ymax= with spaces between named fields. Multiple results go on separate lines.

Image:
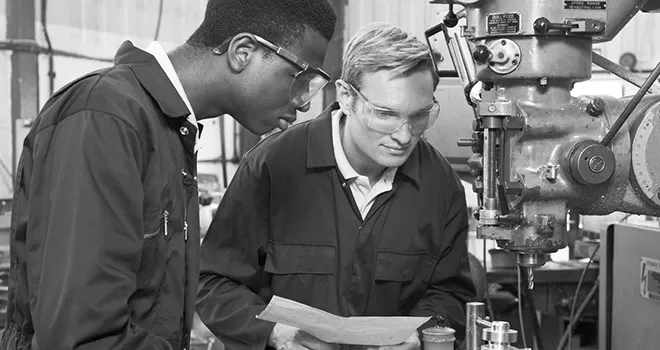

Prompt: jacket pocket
xmin=372 ymin=251 xmax=440 ymax=314
xmin=265 ymin=242 xmax=335 ymax=275
xmin=264 ymin=242 xmax=336 ymax=306
xmin=136 ymin=190 xmax=173 ymax=308
xmin=374 ymin=251 xmax=439 ymax=283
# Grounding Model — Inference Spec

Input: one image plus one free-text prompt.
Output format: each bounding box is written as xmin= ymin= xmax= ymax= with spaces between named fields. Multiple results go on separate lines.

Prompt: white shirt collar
xmin=145 ymin=41 xmax=200 ymax=151
xmin=331 ymin=109 xmax=360 ymax=180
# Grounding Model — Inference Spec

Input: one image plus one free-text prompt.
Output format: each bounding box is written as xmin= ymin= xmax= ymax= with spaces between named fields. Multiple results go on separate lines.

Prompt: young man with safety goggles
xmin=2 ymin=1 xmax=336 ymax=349
xmin=197 ymin=23 xmax=476 ymax=350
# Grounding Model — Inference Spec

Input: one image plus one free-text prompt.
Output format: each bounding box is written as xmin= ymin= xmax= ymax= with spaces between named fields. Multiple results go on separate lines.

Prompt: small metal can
xmin=421 ymin=326 xmax=455 ymax=350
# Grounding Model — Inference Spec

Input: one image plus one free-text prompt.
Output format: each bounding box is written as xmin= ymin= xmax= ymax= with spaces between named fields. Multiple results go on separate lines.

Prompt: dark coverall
xmin=197 ymin=103 xmax=476 ymax=349
xmin=1 ymin=41 xmax=201 ymax=350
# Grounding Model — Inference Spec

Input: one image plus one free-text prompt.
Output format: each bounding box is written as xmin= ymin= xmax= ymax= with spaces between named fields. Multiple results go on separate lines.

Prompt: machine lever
xmin=533 ymin=17 xmax=577 ymax=34
xmin=601 ymin=58 xmax=660 ymax=146
xmin=592 ymin=52 xmax=660 ymax=94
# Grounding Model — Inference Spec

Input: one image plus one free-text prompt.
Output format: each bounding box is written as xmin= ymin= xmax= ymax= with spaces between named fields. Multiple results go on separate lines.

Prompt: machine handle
xmin=533 ymin=17 xmax=577 ymax=34
xmin=592 ymin=52 xmax=660 ymax=94
xmin=601 ymin=58 xmax=660 ymax=147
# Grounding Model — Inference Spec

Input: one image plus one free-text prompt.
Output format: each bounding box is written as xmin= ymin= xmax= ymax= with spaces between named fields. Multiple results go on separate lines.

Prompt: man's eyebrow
xmin=371 ymin=102 xmax=436 ymax=114
xmin=370 ymin=103 xmax=398 ymax=112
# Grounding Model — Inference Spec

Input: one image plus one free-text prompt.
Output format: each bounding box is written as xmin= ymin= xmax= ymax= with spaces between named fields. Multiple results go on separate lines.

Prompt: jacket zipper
xmin=163 ymin=210 xmax=169 ymax=236
xmin=182 ymin=169 xmax=189 ymax=241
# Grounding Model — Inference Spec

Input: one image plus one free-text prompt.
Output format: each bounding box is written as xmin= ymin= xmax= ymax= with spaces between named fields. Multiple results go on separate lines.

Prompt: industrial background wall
xmin=0 ymin=0 xmax=241 ymax=202
xmin=1 ymin=0 xmax=660 ymax=200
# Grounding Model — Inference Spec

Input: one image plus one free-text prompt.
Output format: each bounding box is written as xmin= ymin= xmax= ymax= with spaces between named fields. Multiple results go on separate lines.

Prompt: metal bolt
xmin=539 ymin=77 xmax=548 ymax=86
xmin=457 ymin=138 xmax=478 ymax=147
xmin=545 ymin=165 xmax=558 ymax=181
xmin=588 ymin=156 xmax=605 ymax=173
xmin=587 ymin=97 xmax=605 ymax=117
xmin=498 ymin=52 xmax=505 ymax=59
xmin=501 ymin=39 xmax=506 ymax=46
xmin=488 ymin=104 xmax=497 ymax=112
xmin=512 ymin=59 xmax=518 ymax=65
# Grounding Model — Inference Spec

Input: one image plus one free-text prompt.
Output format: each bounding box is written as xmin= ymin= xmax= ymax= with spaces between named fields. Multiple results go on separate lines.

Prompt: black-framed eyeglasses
xmin=213 ymin=34 xmax=331 ymax=109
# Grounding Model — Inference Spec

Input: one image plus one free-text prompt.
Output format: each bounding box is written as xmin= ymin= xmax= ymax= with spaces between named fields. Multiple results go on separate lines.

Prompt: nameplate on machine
xmin=564 ymin=1 xmax=607 ymax=10
xmin=640 ymin=257 xmax=660 ymax=303
xmin=487 ymin=13 xmax=521 ymax=35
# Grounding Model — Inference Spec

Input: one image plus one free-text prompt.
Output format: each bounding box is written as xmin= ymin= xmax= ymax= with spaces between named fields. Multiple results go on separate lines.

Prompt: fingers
xmin=297 ymin=330 xmax=340 ymax=350
xmin=363 ymin=332 xmax=421 ymax=350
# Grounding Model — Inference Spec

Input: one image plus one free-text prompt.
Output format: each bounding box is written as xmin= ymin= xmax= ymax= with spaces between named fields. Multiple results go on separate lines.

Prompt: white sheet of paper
xmin=256 ymin=296 xmax=431 ymax=346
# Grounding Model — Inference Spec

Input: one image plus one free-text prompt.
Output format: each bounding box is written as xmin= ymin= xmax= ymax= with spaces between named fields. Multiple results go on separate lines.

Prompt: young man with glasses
xmin=197 ymin=23 xmax=476 ymax=350
xmin=1 ymin=0 xmax=336 ymax=349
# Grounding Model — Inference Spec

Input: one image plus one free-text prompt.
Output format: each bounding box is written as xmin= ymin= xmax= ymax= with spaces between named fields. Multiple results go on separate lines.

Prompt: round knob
xmin=472 ymin=45 xmax=491 ymax=64
xmin=443 ymin=11 xmax=459 ymax=28
xmin=534 ymin=17 xmax=551 ymax=34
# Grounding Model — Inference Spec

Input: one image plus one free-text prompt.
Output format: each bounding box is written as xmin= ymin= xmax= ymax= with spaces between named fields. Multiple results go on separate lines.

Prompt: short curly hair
xmin=187 ymin=0 xmax=337 ymax=50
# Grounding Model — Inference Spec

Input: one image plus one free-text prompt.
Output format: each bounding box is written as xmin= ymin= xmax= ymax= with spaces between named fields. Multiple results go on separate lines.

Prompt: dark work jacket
xmin=1 ymin=41 xmax=201 ymax=350
xmin=197 ymin=103 xmax=476 ymax=350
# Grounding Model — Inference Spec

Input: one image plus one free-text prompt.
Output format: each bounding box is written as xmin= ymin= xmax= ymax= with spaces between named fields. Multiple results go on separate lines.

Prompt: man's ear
xmin=226 ymin=33 xmax=260 ymax=73
xmin=335 ymin=79 xmax=353 ymax=115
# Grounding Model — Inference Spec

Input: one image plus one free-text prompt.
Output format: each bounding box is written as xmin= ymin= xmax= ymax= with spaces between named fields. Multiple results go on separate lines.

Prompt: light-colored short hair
xmin=341 ymin=22 xmax=439 ymax=89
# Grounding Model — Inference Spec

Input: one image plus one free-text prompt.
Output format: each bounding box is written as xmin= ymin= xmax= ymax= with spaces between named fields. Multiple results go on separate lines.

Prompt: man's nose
xmin=390 ymin=122 xmax=413 ymax=144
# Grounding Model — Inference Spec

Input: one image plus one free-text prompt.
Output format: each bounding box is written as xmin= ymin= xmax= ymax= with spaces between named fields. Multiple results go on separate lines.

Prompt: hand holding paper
xmin=364 ymin=332 xmax=421 ymax=350
xmin=257 ymin=296 xmax=430 ymax=346
xmin=268 ymin=323 xmax=340 ymax=350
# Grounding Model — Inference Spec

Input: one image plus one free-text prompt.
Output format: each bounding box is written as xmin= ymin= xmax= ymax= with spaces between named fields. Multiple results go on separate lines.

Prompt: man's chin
xmin=377 ymin=154 xmax=410 ymax=168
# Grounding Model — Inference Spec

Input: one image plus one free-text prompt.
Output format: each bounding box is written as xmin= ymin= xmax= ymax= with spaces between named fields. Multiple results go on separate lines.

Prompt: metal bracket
xmin=566 ymin=19 xmax=606 ymax=34
xmin=504 ymin=116 xmax=525 ymax=130
xmin=504 ymin=181 xmax=524 ymax=195
xmin=478 ymin=101 xmax=514 ymax=116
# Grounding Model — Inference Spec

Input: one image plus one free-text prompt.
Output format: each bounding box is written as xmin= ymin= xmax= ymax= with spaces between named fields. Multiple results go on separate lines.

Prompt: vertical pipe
xmin=466 ymin=302 xmax=485 ymax=350
xmin=454 ymin=32 xmax=476 ymax=83
xmin=483 ymin=129 xmax=497 ymax=208
xmin=41 ymin=0 xmax=55 ymax=96
xmin=322 ymin=0 xmax=345 ymax=108
xmin=219 ymin=115 xmax=228 ymax=188
xmin=7 ymin=0 xmax=38 ymax=188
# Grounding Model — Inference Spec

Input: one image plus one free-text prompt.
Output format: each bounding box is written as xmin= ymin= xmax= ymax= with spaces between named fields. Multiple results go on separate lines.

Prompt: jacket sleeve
xmin=408 ymin=182 xmax=476 ymax=344
xmin=196 ymin=160 xmax=274 ymax=350
xmin=30 ymin=110 xmax=172 ymax=350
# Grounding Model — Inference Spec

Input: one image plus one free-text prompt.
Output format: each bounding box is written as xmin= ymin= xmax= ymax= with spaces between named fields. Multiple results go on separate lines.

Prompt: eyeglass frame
xmin=347 ymin=83 xmax=439 ymax=135
xmin=212 ymin=34 xmax=332 ymax=108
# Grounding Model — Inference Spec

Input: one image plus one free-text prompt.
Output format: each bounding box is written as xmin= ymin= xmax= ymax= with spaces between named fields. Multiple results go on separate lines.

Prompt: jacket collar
xmin=113 ymin=40 xmax=190 ymax=119
xmin=306 ymin=102 xmax=420 ymax=185
xmin=306 ymin=102 xmax=338 ymax=169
